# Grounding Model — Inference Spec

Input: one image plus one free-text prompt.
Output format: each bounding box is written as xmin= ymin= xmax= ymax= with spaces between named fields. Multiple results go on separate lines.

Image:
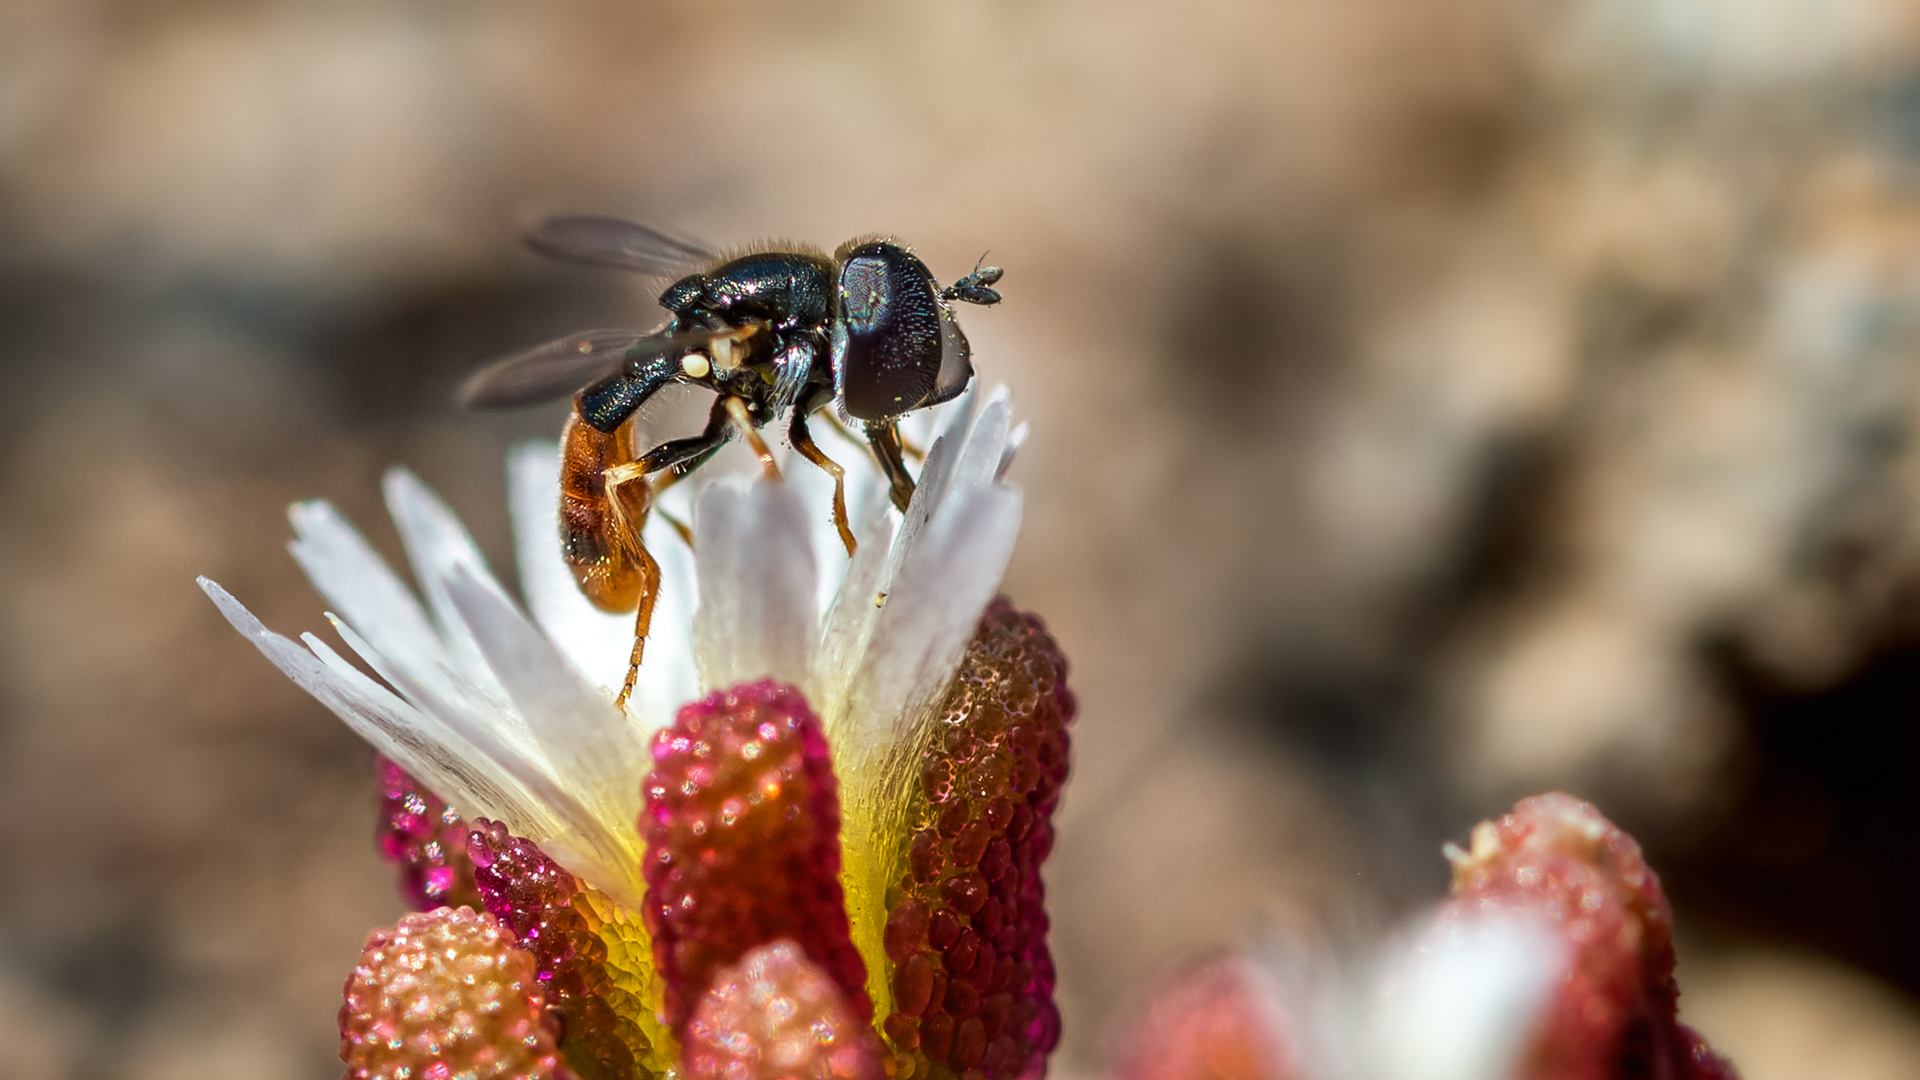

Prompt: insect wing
xmin=831 ymin=244 xmax=945 ymax=421
xmin=459 ymin=329 xmax=649 ymax=408
xmin=525 ymin=216 xmax=714 ymax=275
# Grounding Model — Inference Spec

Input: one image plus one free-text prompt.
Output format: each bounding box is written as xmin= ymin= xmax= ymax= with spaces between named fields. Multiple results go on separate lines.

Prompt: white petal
xmin=997 ymin=420 xmax=1030 ymax=481
xmin=328 ymin=610 xmax=640 ymax=903
xmin=198 ymin=577 xmax=549 ymax=832
xmin=323 ymin=609 xmax=540 ymax=763
xmin=783 ymin=449 xmax=856 ymax=620
xmin=444 ymin=565 xmax=650 ymax=836
xmin=909 ymin=387 xmax=978 ymax=522
xmin=812 ymin=501 xmax=898 ymax=734
xmin=301 ymin=631 xmax=558 ymax=831
xmin=508 ymin=441 xmax=637 ymax=691
xmin=817 ymin=386 xmax=1025 ymax=761
xmin=382 ymin=467 xmax=514 ymax=708
xmin=934 ymin=385 xmax=980 ymax=464
xmin=884 ymin=420 xmax=961 ymax=592
xmin=848 ymin=484 xmax=1021 ymax=749
xmin=691 ymin=478 xmax=819 ymax=690
xmin=945 ymin=394 xmax=1011 ymax=502
xmin=321 ymin=616 xmax=554 ymax=814
xmin=287 ymin=500 xmax=463 ymax=707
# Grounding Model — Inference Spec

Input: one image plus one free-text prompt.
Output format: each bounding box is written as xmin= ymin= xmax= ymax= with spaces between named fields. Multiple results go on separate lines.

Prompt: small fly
xmin=461 ymin=216 xmax=1003 ymax=707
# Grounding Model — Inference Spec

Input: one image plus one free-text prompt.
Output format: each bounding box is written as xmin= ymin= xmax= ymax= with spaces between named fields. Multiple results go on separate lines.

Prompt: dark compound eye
xmin=832 ymin=244 xmax=945 ymax=421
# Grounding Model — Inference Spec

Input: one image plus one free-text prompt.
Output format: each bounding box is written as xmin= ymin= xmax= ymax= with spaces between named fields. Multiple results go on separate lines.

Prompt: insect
xmin=461 ymin=216 xmax=1004 ymax=707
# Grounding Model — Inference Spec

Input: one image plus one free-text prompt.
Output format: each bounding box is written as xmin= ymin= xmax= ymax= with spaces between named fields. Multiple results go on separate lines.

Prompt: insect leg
xmin=789 ymin=386 xmax=856 ymax=555
xmin=625 ymin=394 xmax=742 ymax=549
xmin=821 ymin=407 xmax=925 ymax=464
xmin=635 ymin=396 xmax=735 ymax=473
xmin=600 ymin=458 xmax=661 ymax=711
xmin=867 ymin=419 xmax=917 ymax=512
xmin=646 ymin=437 xmax=732 ymax=549
xmin=722 ymin=396 xmax=781 ymax=481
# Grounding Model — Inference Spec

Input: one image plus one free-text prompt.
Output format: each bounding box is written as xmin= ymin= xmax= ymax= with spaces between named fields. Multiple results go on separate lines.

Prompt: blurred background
xmin=6 ymin=1 xmax=1920 ymax=1077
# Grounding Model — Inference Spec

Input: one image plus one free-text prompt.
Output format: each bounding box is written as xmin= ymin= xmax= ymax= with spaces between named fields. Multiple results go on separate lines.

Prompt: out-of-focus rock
xmin=1681 ymin=949 xmax=1920 ymax=1080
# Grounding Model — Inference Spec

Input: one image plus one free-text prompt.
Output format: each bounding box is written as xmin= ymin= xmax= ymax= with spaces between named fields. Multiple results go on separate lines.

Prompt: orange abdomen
xmin=560 ymin=411 xmax=646 ymax=612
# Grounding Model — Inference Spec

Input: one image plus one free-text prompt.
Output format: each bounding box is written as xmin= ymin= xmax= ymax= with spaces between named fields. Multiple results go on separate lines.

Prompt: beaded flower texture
xmin=206 ymin=388 xmax=1743 ymax=1080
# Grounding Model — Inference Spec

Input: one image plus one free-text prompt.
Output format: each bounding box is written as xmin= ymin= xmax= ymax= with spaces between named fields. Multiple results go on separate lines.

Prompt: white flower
xmin=199 ymin=387 xmax=1027 ymax=922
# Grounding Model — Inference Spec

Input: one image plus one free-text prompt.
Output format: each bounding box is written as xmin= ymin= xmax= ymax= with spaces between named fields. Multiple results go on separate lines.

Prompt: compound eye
xmin=833 ymin=249 xmax=942 ymax=421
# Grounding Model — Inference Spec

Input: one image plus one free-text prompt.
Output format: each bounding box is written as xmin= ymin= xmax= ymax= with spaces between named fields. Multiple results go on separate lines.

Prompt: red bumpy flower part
xmin=640 ymin=679 xmax=870 ymax=1035
xmin=1445 ymin=793 xmax=1739 ymax=1080
xmin=683 ymin=940 xmax=886 ymax=1080
xmin=470 ymin=819 xmax=639 ymax=1080
xmin=339 ymin=905 xmax=560 ymax=1080
xmin=375 ymin=756 xmax=480 ymax=911
xmin=881 ymin=597 xmax=1076 ymax=1080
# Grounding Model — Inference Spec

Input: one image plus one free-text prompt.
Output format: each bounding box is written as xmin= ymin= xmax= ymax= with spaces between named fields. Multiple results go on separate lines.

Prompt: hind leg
xmin=601 ymin=399 xmax=738 ymax=707
xmin=600 ymin=460 xmax=663 ymax=711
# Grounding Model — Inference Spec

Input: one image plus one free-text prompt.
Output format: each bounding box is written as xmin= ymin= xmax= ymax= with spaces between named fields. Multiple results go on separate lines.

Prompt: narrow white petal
xmin=812 ymin=502 xmax=898 ymax=733
xmin=819 ymin=386 xmax=1026 ymax=763
xmin=320 ymin=620 xmax=598 ymax=872
xmin=325 ymin=613 xmax=540 ymax=765
xmin=198 ymin=577 xmax=550 ymax=833
xmin=508 ymin=441 xmax=637 ymax=690
xmin=934 ymin=385 xmax=980 ymax=463
xmin=850 ymin=485 xmax=1020 ymax=744
xmin=691 ymin=478 xmax=819 ymax=690
xmin=945 ymin=395 xmax=1011 ymax=502
xmin=382 ymin=467 xmax=514 ymax=707
xmin=444 ymin=566 xmax=650 ymax=835
xmin=907 ymin=388 xmax=977 ymax=524
xmin=330 ymin=609 xmax=642 ymax=903
xmin=689 ymin=483 xmax=747 ymax=689
xmin=998 ymin=420 xmax=1030 ymax=481
xmin=784 ymin=451 xmax=855 ymax=620
xmin=300 ymin=631 xmax=557 ymax=832
xmin=287 ymin=500 xmax=462 ymax=705
xmin=884 ymin=424 xmax=960 ymax=593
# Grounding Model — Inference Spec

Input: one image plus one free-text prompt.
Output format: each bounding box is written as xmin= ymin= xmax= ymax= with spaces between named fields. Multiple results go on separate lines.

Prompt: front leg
xmin=866 ymin=419 xmax=917 ymax=512
xmin=636 ymin=395 xmax=734 ymax=474
xmin=789 ymin=384 xmax=856 ymax=555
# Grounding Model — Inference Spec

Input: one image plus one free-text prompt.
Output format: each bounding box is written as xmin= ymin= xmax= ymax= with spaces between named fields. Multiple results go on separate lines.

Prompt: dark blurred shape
xmin=1687 ymin=618 xmax=1920 ymax=996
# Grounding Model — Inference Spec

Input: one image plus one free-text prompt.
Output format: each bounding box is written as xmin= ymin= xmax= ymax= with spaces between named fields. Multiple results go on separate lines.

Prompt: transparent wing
xmin=524 ymin=216 xmax=715 ymax=275
xmin=460 ymin=329 xmax=649 ymax=408
xmin=460 ymin=326 xmax=749 ymax=409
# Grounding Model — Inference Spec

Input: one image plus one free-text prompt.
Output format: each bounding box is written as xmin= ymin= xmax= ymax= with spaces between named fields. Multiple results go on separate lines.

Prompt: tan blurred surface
xmin=1683 ymin=949 xmax=1920 ymax=1080
xmin=6 ymin=1 xmax=1920 ymax=1077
